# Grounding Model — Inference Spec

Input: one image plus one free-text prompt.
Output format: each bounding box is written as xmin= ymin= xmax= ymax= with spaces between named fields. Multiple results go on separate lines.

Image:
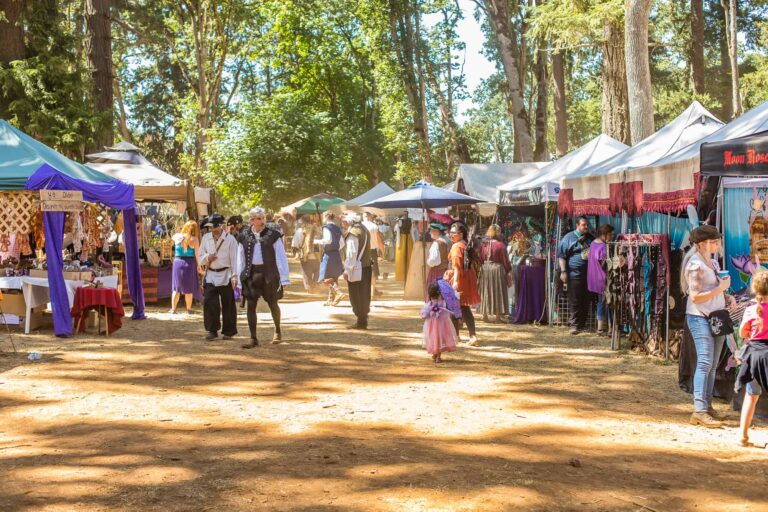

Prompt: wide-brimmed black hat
xmin=227 ymin=215 xmax=243 ymax=226
xmin=204 ymin=213 xmax=225 ymax=228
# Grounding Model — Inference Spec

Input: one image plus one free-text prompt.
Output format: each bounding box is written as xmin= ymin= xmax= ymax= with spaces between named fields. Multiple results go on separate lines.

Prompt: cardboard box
xmin=0 ymin=292 xmax=26 ymax=316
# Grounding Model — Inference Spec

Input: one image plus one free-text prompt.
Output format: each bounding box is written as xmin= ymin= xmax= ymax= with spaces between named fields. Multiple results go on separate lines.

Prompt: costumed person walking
xmin=344 ymin=213 xmax=372 ymax=329
xmin=238 ymin=207 xmax=291 ymax=348
xmin=170 ymin=220 xmax=202 ymax=314
xmin=446 ymin=222 xmax=480 ymax=346
xmin=421 ymin=283 xmax=458 ymax=363
xmin=316 ymin=211 xmax=346 ymax=306
xmin=426 ymin=223 xmax=450 ymax=287
xmin=588 ymin=224 xmax=614 ymax=335
xmin=682 ymin=225 xmax=735 ymax=427
xmin=198 ymin=214 xmax=239 ymax=341
xmin=479 ymin=224 xmax=512 ymax=323
xmin=293 ymin=215 xmax=321 ymax=293
xmin=362 ymin=212 xmax=385 ymax=297
xmin=227 ymin=215 xmax=244 ymax=240
xmin=736 ymin=270 xmax=768 ymax=447
xmin=557 ymin=216 xmax=595 ymax=335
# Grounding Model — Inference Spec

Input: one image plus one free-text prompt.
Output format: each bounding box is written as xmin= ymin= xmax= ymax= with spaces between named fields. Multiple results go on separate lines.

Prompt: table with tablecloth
xmin=71 ymin=286 xmax=125 ymax=334
xmin=0 ymin=275 xmax=118 ymax=333
xmin=513 ymin=262 xmax=546 ymax=324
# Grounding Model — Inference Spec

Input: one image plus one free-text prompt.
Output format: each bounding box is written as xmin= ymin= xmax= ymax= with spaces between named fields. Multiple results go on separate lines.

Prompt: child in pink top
xmin=736 ymin=271 xmax=768 ymax=447
xmin=420 ymin=284 xmax=458 ymax=363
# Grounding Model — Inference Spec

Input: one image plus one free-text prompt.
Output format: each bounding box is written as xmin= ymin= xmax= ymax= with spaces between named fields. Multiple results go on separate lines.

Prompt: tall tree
xmin=84 ymin=0 xmax=114 ymax=150
xmin=389 ymin=0 xmax=432 ymax=180
xmin=551 ymin=49 xmax=568 ymax=157
xmin=690 ymin=0 xmax=705 ymax=94
xmin=625 ymin=0 xmax=654 ymax=143
xmin=481 ymin=0 xmax=534 ymax=161
xmin=533 ymin=39 xmax=548 ymax=161
xmin=603 ymin=20 xmax=631 ymax=144
xmin=721 ymin=0 xmax=741 ymax=116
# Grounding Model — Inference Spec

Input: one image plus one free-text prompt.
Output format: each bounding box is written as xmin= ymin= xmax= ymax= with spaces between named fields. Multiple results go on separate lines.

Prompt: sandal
xmin=740 ymin=437 xmax=766 ymax=448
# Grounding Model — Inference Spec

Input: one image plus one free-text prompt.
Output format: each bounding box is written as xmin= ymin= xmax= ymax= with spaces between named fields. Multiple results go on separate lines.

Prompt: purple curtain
xmin=26 ymin=163 xmax=145 ymax=336
xmin=122 ymin=208 xmax=145 ymax=319
xmin=41 ymin=212 xmax=71 ymax=337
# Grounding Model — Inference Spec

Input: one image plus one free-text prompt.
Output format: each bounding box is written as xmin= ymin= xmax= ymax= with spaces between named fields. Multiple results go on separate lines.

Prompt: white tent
xmin=620 ymin=100 xmax=768 ymax=213
xmin=329 ymin=182 xmax=399 ymax=217
xmin=560 ymin=101 xmax=724 ymax=216
xmin=88 ymin=162 xmax=189 ymax=202
xmin=498 ymin=134 xmax=628 ymax=205
xmin=453 ymin=162 xmax=548 ymax=204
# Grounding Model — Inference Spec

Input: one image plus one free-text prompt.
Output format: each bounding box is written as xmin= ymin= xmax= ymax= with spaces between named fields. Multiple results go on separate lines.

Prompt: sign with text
xmin=40 ymin=190 xmax=83 ymax=202
xmin=39 ymin=190 xmax=83 ymax=212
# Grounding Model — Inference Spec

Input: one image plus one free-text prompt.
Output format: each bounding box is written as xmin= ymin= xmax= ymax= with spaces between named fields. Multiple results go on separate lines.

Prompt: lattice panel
xmin=0 ymin=191 xmax=37 ymax=235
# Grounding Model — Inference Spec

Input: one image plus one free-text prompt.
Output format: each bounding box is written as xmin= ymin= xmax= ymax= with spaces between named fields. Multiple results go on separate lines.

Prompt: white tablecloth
xmin=20 ymin=275 xmax=119 ymax=309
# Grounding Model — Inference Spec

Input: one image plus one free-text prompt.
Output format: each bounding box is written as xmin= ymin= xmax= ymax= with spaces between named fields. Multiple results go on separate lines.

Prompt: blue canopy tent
xmin=0 ymin=120 xmax=145 ymax=336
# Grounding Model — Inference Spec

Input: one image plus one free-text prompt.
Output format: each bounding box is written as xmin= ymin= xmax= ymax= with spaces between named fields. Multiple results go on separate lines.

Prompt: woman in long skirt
xmin=446 ymin=222 xmax=481 ymax=345
xmin=171 ymin=220 xmax=202 ymax=314
xmin=479 ymin=224 xmax=511 ymax=323
xmin=316 ymin=211 xmax=346 ymax=306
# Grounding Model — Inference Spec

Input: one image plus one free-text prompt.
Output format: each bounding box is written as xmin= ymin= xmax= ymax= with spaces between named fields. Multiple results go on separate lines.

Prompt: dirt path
xmin=1 ymin=261 xmax=767 ymax=511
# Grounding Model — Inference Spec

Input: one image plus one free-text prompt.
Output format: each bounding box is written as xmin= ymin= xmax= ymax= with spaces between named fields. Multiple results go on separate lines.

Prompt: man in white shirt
xmin=362 ymin=212 xmax=385 ymax=297
xmin=237 ymin=207 xmax=291 ymax=347
xmin=198 ymin=213 xmax=240 ymax=341
xmin=344 ymin=213 xmax=372 ymax=329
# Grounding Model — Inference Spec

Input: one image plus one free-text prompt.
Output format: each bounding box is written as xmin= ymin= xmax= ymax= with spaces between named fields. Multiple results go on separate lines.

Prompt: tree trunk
xmin=483 ymin=0 xmax=534 ymax=162
xmin=690 ymin=0 xmax=705 ymax=94
xmin=624 ymin=0 xmax=654 ymax=144
xmin=0 ymin=0 xmax=25 ymax=63
xmin=721 ymin=0 xmax=741 ymax=116
xmin=715 ymin=1 xmax=732 ymax=118
xmin=552 ymin=49 xmax=568 ymax=157
xmin=534 ymin=40 xmax=548 ymax=161
xmin=602 ymin=21 xmax=631 ymax=145
xmin=85 ymin=0 xmax=114 ymax=150
xmin=114 ymin=78 xmax=132 ymax=142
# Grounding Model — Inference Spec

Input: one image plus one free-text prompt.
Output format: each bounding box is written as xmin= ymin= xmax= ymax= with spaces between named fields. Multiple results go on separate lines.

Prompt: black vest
xmin=240 ymin=227 xmax=282 ymax=283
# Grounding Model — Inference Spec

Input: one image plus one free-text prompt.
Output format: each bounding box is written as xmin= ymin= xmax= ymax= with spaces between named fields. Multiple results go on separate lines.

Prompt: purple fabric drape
xmin=513 ymin=264 xmax=546 ymax=324
xmin=122 ymin=208 xmax=145 ymax=319
xmin=26 ymin=163 xmax=145 ymax=336
xmin=41 ymin=212 xmax=71 ymax=337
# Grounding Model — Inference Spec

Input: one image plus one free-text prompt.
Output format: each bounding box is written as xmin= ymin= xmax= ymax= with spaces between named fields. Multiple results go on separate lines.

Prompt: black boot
xmin=241 ymin=338 xmax=259 ymax=349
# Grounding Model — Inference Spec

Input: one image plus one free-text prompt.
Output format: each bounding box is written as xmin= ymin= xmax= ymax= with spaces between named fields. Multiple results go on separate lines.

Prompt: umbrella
xmin=295 ymin=195 xmax=345 ymax=216
xmin=364 ymin=180 xmax=482 ymax=300
xmin=363 ymin=180 xmax=482 ymax=209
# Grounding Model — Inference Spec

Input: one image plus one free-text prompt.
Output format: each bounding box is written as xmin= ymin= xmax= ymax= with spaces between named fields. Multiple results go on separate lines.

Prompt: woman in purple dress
xmin=170 ymin=220 xmax=201 ymax=314
xmin=587 ymin=224 xmax=614 ymax=335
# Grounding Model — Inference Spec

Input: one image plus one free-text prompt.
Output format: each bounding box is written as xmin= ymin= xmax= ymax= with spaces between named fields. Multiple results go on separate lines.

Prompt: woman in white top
xmin=681 ymin=225 xmax=735 ymax=428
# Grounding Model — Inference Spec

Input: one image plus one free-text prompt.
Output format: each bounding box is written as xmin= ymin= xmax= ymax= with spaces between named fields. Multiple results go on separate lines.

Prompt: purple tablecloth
xmin=513 ymin=264 xmax=545 ymax=324
xmin=157 ymin=266 xmax=173 ymax=300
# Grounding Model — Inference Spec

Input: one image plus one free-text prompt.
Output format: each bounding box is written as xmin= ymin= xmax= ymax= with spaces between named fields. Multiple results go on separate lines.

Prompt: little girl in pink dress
xmin=421 ymin=284 xmax=458 ymax=363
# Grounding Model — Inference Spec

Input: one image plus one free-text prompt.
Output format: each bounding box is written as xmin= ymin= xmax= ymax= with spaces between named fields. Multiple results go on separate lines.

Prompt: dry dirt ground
xmin=1 ymin=260 xmax=767 ymax=512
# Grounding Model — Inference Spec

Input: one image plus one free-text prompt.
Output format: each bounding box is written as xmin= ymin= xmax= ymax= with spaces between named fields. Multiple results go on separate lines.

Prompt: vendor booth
xmin=0 ymin=120 xmax=144 ymax=337
xmin=497 ymin=135 xmax=629 ymax=325
xmin=86 ymin=143 xmax=211 ymax=304
xmin=280 ymin=193 xmax=345 ymax=218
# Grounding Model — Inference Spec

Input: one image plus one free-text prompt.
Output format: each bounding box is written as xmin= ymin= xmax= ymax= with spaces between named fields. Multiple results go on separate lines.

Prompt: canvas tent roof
xmin=454 ymin=162 xmax=548 ymax=204
xmin=559 ymin=101 xmax=724 ymax=216
xmin=498 ymin=134 xmax=628 ymax=205
xmin=0 ymin=120 xmax=114 ymax=190
xmin=330 ymin=182 xmax=398 ymax=216
xmin=280 ymin=193 xmax=345 ymax=216
xmin=608 ymin=100 xmax=768 ymax=214
xmin=87 ymin=162 xmax=189 ymax=202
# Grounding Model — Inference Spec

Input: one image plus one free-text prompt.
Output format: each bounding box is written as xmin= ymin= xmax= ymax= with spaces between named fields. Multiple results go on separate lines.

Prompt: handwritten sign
xmin=39 ymin=190 xmax=83 ymax=212
xmin=40 ymin=190 xmax=83 ymax=201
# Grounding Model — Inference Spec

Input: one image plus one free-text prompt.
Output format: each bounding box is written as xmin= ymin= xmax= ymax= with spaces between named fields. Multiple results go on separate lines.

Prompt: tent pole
xmin=665 ymin=212 xmax=671 ymax=361
xmin=422 ymin=201 xmax=427 ymax=301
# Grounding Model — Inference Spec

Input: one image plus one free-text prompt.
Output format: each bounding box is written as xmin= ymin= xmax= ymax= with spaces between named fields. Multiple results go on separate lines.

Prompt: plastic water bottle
xmin=27 ymin=352 xmax=42 ymax=361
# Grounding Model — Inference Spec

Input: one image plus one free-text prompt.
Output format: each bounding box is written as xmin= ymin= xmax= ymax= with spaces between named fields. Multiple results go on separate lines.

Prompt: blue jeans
xmin=687 ymin=314 xmax=725 ymax=412
xmin=596 ymin=294 xmax=608 ymax=322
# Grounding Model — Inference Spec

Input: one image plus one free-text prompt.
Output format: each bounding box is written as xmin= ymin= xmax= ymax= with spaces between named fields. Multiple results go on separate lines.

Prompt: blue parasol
xmin=362 ymin=179 xmax=482 ymax=209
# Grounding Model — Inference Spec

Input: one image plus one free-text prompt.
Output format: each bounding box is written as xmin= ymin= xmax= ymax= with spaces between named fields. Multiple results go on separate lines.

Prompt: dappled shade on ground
xmin=1 ymin=261 xmax=767 ymax=511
